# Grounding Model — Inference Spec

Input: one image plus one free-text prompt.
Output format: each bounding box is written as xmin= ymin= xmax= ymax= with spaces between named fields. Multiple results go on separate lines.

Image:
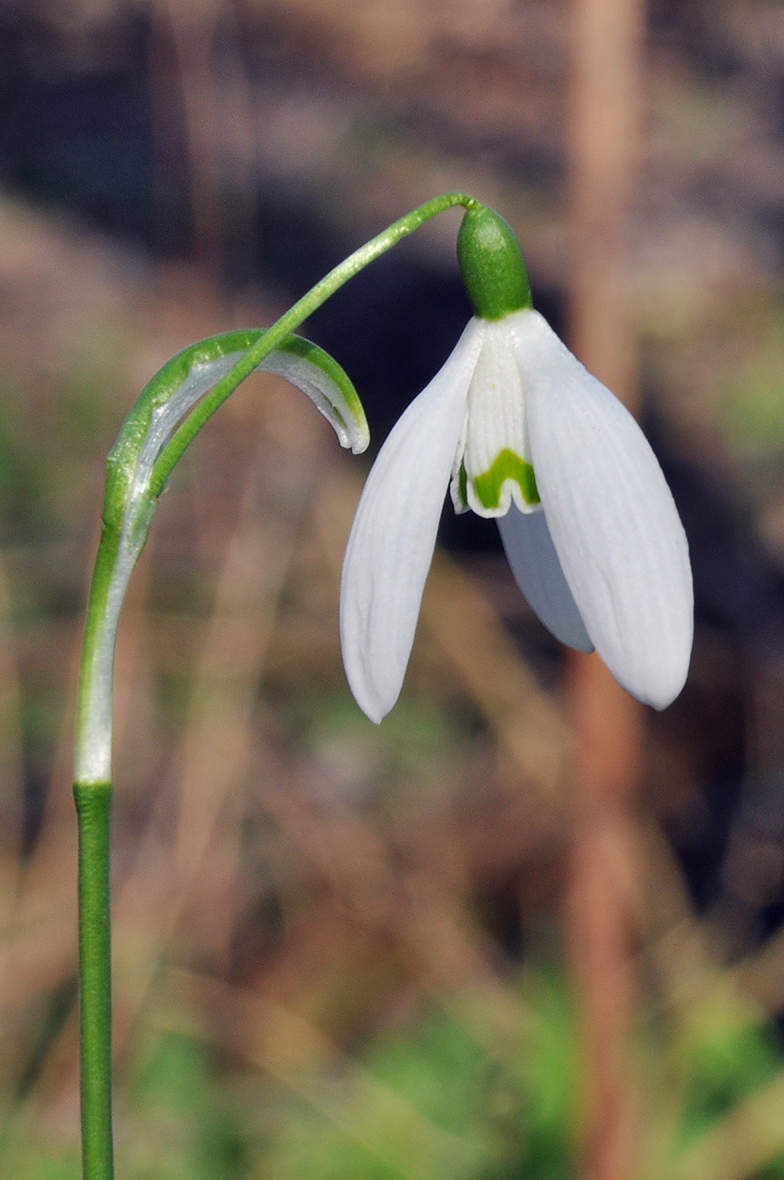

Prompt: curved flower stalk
xmin=340 ymin=206 xmax=693 ymax=723
xmin=77 ymin=189 xmax=486 ymax=796
xmin=72 ymin=191 xmax=482 ymax=1180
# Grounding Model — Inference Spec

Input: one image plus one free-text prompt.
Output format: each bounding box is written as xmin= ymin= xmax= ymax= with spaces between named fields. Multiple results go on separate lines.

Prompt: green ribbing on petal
xmin=471 ymin=448 xmax=540 ymax=511
xmin=457 ymin=206 xmax=533 ymax=321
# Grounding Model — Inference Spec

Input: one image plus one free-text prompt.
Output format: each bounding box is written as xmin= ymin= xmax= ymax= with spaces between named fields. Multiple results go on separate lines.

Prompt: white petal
xmin=497 ymin=505 xmax=594 ymax=652
xmin=511 ymin=309 xmax=693 ymax=709
xmin=340 ymin=320 xmax=485 ymax=722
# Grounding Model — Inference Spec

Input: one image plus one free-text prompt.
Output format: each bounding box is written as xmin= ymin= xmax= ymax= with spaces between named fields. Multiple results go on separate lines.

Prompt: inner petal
xmin=462 ymin=324 xmax=538 ymax=518
xmin=498 ymin=505 xmax=594 ymax=653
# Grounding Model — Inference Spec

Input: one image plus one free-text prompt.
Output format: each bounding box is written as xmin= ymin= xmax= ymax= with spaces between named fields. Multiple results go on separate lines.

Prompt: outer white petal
xmin=340 ymin=319 xmax=486 ymax=722
xmin=497 ymin=505 xmax=594 ymax=653
xmin=511 ymin=309 xmax=693 ymax=709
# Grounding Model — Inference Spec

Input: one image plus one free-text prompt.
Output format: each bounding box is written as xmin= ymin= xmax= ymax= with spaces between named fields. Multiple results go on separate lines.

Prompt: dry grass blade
xmin=154 ymin=966 xmax=493 ymax=1180
xmin=733 ymin=929 xmax=784 ymax=1016
xmin=254 ymin=760 xmax=532 ymax=1062
xmin=671 ymin=1068 xmax=784 ymax=1180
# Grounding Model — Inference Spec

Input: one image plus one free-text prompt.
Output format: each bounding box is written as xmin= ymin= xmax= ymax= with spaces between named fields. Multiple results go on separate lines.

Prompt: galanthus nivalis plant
xmin=340 ymin=205 xmax=693 ymax=722
xmin=74 ymin=191 xmax=480 ymax=1180
xmin=74 ymin=192 xmax=691 ymax=1180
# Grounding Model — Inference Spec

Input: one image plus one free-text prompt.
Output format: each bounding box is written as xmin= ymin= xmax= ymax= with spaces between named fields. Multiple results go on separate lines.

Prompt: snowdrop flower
xmin=340 ymin=205 xmax=693 ymax=723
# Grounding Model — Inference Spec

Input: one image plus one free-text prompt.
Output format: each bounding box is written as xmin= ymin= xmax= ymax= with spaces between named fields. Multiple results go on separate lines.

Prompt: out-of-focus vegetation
xmin=2 ymin=1 xmax=784 ymax=1177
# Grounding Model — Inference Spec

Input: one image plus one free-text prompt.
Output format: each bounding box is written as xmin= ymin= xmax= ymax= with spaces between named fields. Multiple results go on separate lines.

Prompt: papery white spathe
xmin=340 ymin=308 xmax=693 ymax=723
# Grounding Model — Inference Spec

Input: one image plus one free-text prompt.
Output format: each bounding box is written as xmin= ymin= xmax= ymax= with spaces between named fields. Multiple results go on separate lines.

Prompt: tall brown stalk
xmin=566 ymin=0 xmax=645 ymax=1177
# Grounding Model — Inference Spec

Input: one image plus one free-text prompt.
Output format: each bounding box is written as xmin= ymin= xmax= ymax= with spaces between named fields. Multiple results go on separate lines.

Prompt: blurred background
xmin=1 ymin=0 xmax=784 ymax=1177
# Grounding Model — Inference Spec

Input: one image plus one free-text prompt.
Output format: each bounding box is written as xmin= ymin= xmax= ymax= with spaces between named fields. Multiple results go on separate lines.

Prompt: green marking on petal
xmin=471 ymin=448 xmax=540 ymax=511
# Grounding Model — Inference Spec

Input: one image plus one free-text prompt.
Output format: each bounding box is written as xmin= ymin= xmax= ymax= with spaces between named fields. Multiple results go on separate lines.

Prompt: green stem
xmin=150 ymin=190 xmax=478 ymax=495
xmin=74 ymin=782 xmax=113 ymax=1180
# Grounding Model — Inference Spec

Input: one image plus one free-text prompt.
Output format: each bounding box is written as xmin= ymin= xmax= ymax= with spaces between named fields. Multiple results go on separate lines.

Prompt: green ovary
xmin=471 ymin=448 xmax=540 ymax=510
